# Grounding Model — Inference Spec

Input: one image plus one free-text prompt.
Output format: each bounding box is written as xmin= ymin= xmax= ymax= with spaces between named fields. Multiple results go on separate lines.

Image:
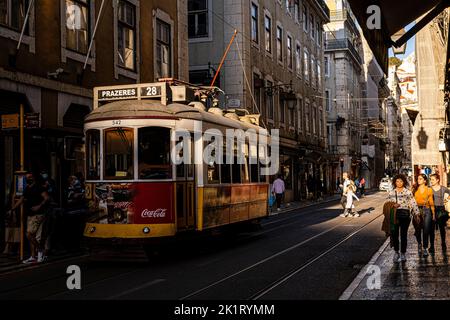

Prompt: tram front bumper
xmin=84 ymin=223 xmax=176 ymax=239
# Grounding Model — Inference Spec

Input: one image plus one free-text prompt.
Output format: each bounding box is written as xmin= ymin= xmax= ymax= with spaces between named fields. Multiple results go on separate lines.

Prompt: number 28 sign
xmin=141 ymin=86 xmax=162 ymax=98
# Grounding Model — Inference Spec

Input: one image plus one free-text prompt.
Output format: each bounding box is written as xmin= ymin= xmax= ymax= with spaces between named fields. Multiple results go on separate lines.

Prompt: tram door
xmin=176 ymin=182 xmax=195 ymax=230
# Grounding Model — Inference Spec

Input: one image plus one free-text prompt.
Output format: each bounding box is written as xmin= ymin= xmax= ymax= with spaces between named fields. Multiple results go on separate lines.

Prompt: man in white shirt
xmin=272 ymin=174 xmax=286 ymax=211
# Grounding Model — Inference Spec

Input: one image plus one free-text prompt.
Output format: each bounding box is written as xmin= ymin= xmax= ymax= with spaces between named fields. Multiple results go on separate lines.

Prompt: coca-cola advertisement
xmin=87 ymin=182 xmax=174 ymax=225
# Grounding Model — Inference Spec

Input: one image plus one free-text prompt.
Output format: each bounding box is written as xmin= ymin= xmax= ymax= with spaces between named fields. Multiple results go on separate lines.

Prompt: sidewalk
xmin=342 ymin=226 xmax=450 ymax=300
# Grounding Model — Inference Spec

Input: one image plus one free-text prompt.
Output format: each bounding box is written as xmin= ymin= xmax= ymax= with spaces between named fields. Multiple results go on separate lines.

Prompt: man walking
xmin=272 ymin=174 xmax=286 ymax=212
xmin=11 ymin=173 xmax=50 ymax=264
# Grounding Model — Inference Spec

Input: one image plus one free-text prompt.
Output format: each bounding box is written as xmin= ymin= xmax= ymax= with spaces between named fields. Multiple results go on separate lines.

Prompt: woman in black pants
xmin=387 ymin=174 xmax=420 ymax=263
xmin=430 ymin=173 xmax=449 ymax=252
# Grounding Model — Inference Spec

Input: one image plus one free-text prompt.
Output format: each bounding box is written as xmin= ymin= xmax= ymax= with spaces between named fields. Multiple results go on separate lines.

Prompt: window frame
xmin=103 ymin=127 xmax=135 ymax=181
xmin=0 ymin=0 xmax=35 ymax=53
xmin=264 ymin=12 xmax=272 ymax=55
xmin=188 ymin=0 xmax=212 ymax=42
xmin=276 ymin=23 xmax=283 ymax=65
xmin=251 ymin=2 xmax=259 ymax=45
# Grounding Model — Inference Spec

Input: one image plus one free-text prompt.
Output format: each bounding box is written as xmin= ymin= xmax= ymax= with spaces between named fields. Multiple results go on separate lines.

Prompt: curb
xmin=339 ymin=238 xmax=390 ymax=300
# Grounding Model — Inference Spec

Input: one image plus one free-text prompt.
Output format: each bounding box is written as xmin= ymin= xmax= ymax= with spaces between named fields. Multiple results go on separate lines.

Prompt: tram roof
xmin=85 ymin=100 xmax=266 ymax=132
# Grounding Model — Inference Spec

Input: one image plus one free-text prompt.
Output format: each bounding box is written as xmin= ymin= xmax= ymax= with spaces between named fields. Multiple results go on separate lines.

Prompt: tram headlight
xmin=89 ymin=226 xmax=96 ymax=233
xmin=143 ymin=227 xmax=150 ymax=234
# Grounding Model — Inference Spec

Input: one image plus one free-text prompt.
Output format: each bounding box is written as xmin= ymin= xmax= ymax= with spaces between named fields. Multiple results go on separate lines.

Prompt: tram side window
xmin=232 ymin=157 xmax=242 ymax=184
xmin=104 ymin=128 xmax=134 ymax=180
xmin=86 ymin=129 xmax=100 ymax=180
xmin=138 ymin=127 xmax=172 ymax=179
xmin=221 ymin=153 xmax=231 ymax=184
xmin=249 ymin=143 xmax=259 ymax=183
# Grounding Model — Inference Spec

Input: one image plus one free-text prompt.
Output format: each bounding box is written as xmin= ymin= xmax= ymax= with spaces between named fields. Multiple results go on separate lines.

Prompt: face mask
xmin=41 ymin=174 xmax=49 ymax=180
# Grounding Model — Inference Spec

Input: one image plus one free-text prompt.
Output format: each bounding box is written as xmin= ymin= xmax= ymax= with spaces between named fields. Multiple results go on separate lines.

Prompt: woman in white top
xmin=387 ymin=174 xmax=420 ymax=263
xmin=340 ymin=181 xmax=359 ymax=218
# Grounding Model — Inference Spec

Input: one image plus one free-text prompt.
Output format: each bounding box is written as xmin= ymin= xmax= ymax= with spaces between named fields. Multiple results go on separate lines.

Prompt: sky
xmin=389 ymin=23 xmax=416 ymax=59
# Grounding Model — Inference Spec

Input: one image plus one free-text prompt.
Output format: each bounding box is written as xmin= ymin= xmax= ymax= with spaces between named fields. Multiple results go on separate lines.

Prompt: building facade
xmin=414 ymin=9 xmax=449 ymax=185
xmin=386 ymin=65 xmax=404 ymax=176
xmin=324 ymin=0 xmax=363 ymax=183
xmin=0 ymin=0 xmax=188 ymax=243
xmin=360 ymin=36 xmax=389 ymax=189
xmin=189 ymin=0 xmax=330 ymax=201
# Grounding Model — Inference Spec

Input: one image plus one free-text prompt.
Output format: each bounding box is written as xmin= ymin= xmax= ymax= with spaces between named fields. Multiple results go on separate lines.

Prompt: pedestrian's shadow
xmin=357 ymin=207 xmax=376 ymax=215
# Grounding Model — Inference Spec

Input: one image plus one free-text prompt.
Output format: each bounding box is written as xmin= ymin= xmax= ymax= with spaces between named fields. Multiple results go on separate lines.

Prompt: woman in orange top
xmin=412 ymin=174 xmax=436 ymax=257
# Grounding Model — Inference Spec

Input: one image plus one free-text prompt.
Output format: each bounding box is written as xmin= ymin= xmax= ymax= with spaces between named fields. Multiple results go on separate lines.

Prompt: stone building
xmin=189 ymin=0 xmax=330 ymax=201
xmin=324 ymin=0 xmax=363 ymax=182
xmin=0 ymin=0 xmax=188 ymax=243
xmin=414 ymin=9 xmax=449 ymax=185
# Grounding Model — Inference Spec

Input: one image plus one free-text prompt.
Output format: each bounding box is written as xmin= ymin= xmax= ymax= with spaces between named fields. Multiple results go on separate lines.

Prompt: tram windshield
xmin=138 ymin=127 xmax=172 ymax=179
xmin=104 ymin=128 xmax=134 ymax=180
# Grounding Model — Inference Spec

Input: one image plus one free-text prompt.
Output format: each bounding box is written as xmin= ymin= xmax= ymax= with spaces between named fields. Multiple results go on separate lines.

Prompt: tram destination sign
xmin=98 ymin=88 xmax=138 ymax=101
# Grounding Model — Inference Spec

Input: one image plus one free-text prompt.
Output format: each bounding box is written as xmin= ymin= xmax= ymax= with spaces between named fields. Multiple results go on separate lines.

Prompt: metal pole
xmin=83 ymin=0 xmax=106 ymax=70
xmin=19 ymin=104 xmax=25 ymax=261
xmin=17 ymin=0 xmax=35 ymax=51
xmin=210 ymin=30 xmax=238 ymax=89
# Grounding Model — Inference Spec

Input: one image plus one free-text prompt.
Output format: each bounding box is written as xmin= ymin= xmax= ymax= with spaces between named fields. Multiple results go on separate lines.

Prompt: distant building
xmin=324 ymin=0 xmax=363 ymax=182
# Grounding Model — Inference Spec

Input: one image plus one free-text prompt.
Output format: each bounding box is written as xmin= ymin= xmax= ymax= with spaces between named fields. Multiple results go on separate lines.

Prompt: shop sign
xmin=1 ymin=114 xmax=19 ymax=129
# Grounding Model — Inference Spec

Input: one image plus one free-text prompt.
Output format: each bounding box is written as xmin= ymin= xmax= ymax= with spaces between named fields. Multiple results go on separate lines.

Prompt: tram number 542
xmin=112 ymin=120 xmax=122 ymax=126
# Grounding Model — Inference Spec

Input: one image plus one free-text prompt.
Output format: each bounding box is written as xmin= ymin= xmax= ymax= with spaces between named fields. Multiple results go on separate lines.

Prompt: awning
xmin=348 ymin=0 xmax=449 ymax=74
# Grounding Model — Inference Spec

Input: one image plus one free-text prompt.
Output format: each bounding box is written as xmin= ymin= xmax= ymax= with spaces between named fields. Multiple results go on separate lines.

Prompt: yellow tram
xmin=83 ymin=80 xmax=271 ymax=247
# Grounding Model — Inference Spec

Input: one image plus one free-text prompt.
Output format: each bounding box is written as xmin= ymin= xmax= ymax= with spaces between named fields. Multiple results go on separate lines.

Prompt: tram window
xmin=104 ymin=128 xmax=134 ymax=180
xmin=86 ymin=129 xmax=100 ymax=180
xmin=221 ymin=154 xmax=231 ymax=184
xmin=249 ymin=144 xmax=259 ymax=183
xmin=138 ymin=127 xmax=172 ymax=179
xmin=250 ymin=164 xmax=259 ymax=183
xmin=207 ymin=162 xmax=220 ymax=184
xmin=232 ymin=158 xmax=242 ymax=184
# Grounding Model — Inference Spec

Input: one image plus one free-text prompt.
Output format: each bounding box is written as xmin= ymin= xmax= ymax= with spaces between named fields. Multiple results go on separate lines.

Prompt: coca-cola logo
xmin=141 ymin=208 xmax=167 ymax=218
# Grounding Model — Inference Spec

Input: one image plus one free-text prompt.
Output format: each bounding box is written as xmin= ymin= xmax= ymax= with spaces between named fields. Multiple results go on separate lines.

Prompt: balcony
xmin=325 ymin=39 xmax=362 ymax=64
xmin=315 ymin=0 xmax=331 ymax=22
xmin=329 ymin=10 xmax=359 ymax=33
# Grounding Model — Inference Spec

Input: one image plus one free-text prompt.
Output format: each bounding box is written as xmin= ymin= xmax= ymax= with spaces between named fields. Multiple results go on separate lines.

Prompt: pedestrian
xmin=354 ymin=177 xmax=360 ymax=195
xmin=387 ymin=174 xmax=420 ymax=263
xmin=272 ymin=174 xmax=286 ymax=212
xmin=3 ymin=183 xmax=19 ymax=256
xmin=360 ymin=176 xmax=366 ymax=197
xmin=412 ymin=174 xmax=436 ymax=257
xmin=339 ymin=172 xmax=351 ymax=210
xmin=40 ymin=170 xmax=57 ymax=258
xmin=430 ymin=173 xmax=449 ymax=252
xmin=10 ymin=173 xmax=50 ymax=264
xmin=340 ymin=180 xmax=360 ymax=217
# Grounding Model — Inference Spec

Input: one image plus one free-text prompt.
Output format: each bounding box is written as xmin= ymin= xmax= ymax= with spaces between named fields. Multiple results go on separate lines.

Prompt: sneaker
xmin=393 ymin=252 xmax=400 ymax=263
xmin=340 ymin=212 xmax=349 ymax=218
xmin=353 ymin=212 xmax=360 ymax=217
xmin=22 ymin=257 xmax=37 ymax=264
xmin=37 ymin=252 xmax=47 ymax=263
xmin=399 ymin=253 xmax=407 ymax=262
xmin=277 ymin=208 xmax=281 ymax=212
xmin=423 ymin=248 xmax=429 ymax=257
